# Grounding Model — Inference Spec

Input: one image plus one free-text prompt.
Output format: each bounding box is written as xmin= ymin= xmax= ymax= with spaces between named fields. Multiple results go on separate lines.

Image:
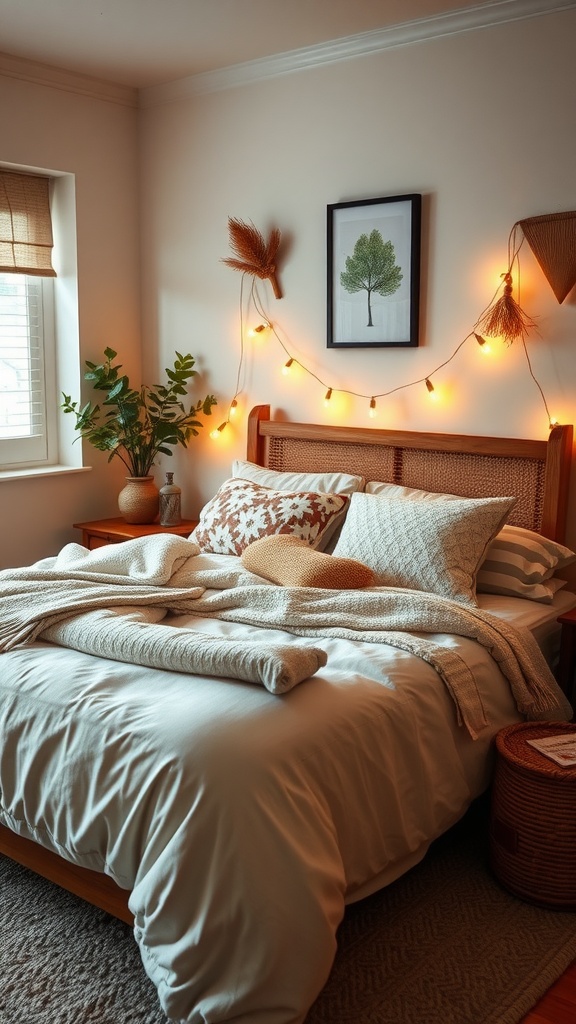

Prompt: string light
xmin=215 ymin=268 xmax=557 ymax=440
xmin=229 ymin=399 xmax=238 ymax=416
xmin=474 ymin=332 xmax=491 ymax=354
xmin=210 ymin=421 xmax=228 ymax=439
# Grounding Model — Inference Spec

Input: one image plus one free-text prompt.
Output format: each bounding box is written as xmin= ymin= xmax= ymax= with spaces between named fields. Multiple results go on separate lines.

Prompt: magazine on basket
xmin=527 ymin=733 xmax=576 ymax=767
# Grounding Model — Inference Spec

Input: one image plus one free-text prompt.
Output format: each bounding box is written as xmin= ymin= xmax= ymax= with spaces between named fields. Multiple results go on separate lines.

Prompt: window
xmin=0 ymin=272 xmax=56 ymax=466
xmin=0 ymin=167 xmax=72 ymax=473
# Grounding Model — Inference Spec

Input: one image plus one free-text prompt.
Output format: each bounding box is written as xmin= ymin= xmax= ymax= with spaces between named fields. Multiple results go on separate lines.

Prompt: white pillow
xmin=366 ymin=481 xmax=460 ymax=499
xmin=333 ymin=491 xmax=516 ymax=605
xmin=191 ymin=478 xmax=349 ymax=556
xmin=476 ymin=524 xmax=576 ymax=603
xmin=366 ymin=482 xmax=576 ymax=604
xmin=233 ymin=460 xmax=364 ymax=496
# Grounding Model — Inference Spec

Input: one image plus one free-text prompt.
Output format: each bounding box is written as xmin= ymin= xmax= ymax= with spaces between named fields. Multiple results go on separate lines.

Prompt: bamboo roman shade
xmin=0 ymin=170 xmax=56 ymax=277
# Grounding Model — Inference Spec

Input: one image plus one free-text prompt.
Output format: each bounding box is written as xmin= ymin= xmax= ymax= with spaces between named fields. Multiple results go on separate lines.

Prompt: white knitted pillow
xmin=365 ymin=482 xmax=575 ymax=603
xmin=333 ymin=491 xmax=516 ymax=605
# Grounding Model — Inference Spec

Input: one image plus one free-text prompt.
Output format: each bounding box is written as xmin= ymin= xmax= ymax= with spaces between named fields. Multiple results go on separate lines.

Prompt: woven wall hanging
xmin=518 ymin=211 xmax=576 ymax=304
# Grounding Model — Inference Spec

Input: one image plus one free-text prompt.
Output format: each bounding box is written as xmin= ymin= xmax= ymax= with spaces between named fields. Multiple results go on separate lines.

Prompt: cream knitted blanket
xmin=175 ymin=580 xmax=572 ymax=736
xmin=0 ymin=536 xmax=327 ymax=695
xmin=0 ymin=536 xmax=205 ymax=649
xmin=0 ymin=537 xmax=570 ymax=725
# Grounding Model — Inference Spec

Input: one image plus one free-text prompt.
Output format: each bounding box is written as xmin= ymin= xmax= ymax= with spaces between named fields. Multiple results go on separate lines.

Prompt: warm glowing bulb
xmin=369 ymin=397 xmax=377 ymax=418
xmin=247 ymin=323 xmax=268 ymax=339
xmin=474 ymin=332 xmax=491 ymax=354
xmin=282 ymin=358 xmax=294 ymax=375
xmin=210 ymin=421 xmax=228 ymax=439
xmin=229 ymin=399 xmax=238 ymax=416
xmin=324 ymin=388 xmax=333 ymax=407
xmin=549 ymin=417 xmax=559 ymax=428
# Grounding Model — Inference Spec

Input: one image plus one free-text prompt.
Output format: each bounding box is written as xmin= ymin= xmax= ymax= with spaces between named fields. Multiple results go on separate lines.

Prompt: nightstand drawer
xmin=74 ymin=517 xmax=198 ymax=549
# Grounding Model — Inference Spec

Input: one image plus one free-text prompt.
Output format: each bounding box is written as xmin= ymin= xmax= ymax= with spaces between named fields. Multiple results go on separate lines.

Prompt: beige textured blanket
xmin=0 ymin=537 xmax=570 ymax=727
xmin=0 ymin=537 xmax=327 ymax=694
xmin=177 ymin=580 xmax=572 ymax=736
xmin=0 ymin=536 xmax=205 ymax=650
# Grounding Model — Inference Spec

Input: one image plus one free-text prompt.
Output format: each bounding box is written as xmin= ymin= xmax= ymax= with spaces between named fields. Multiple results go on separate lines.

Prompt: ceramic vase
xmin=159 ymin=472 xmax=182 ymax=527
xmin=118 ymin=476 xmax=159 ymax=524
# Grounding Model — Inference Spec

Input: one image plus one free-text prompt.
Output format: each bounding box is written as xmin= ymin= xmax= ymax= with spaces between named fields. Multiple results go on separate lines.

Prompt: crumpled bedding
xmin=1 ymin=537 xmax=570 ymax=728
xmin=0 ymin=542 xmax=572 ymax=1024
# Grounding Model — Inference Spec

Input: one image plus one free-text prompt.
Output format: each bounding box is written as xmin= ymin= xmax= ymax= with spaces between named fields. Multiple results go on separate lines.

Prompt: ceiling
xmin=0 ymin=0 xmax=510 ymax=89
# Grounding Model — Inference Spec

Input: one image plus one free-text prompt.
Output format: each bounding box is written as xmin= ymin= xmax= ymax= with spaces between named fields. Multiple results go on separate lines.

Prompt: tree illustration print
xmin=340 ymin=229 xmax=403 ymax=327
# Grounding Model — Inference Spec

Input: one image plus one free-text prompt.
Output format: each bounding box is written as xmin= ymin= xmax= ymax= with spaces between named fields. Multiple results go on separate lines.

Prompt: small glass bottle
xmin=159 ymin=471 xmax=182 ymax=527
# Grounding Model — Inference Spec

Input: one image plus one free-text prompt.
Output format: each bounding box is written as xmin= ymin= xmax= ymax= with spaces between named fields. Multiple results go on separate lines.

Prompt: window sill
xmin=0 ymin=465 xmax=93 ymax=482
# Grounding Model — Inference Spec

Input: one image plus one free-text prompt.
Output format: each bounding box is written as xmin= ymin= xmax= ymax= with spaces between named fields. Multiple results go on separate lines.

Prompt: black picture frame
xmin=327 ymin=193 xmax=421 ymax=348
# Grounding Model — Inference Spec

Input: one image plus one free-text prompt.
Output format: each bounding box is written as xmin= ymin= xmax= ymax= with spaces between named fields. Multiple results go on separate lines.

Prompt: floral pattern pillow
xmin=191 ymin=478 xmax=349 ymax=556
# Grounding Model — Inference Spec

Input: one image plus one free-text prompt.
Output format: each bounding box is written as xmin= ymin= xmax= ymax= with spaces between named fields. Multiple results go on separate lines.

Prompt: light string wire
xmin=507 ymin=222 xmax=553 ymax=426
xmin=217 ymin=238 xmax=555 ymax=431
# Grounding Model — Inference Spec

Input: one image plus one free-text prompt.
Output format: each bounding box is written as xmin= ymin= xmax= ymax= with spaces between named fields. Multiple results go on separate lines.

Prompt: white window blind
xmin=0 ymin=167 xmax=57 ymax=470
xmin=0 ymin=273 xmax=51 ymax=464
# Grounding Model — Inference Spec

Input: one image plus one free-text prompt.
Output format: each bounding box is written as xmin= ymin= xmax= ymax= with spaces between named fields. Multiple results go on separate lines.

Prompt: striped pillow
xmin=476 ymin=525 xmax=576 ymax=602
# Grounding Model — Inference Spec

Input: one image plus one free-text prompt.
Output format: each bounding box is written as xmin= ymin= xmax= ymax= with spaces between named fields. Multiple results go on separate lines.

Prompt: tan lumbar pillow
xmin=241 ymin=534 xmax=375 ymax=589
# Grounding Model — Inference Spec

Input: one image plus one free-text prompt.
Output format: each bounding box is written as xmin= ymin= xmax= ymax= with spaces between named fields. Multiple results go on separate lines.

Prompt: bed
xmin=0 ymin=404 xmax=574 ymax=1024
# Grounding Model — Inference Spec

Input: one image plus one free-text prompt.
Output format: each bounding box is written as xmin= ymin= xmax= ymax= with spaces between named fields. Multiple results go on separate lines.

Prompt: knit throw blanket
xmin=176 ymin=578 xmax=572 ymax=736
xmin=0 ymin=537 xmax=326 ymax=695
xmin=0 ymin=537 xmax=570 ymax=729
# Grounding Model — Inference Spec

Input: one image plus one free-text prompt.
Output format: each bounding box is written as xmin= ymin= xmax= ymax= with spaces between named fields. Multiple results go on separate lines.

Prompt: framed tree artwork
xmin=327 ymin=193 xmax=421 ymax=348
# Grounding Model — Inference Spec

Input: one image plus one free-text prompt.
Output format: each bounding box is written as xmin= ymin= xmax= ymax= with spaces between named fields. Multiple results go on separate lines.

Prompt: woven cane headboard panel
xmin=246 ymin=406 xmax=573 ymax=542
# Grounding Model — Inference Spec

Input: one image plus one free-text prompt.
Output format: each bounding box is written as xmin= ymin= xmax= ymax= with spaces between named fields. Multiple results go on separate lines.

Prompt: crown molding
xmin=141 ymin=0 xmax=576 ymax=107
xmin=0 ymin=51 xmax=138 ymax=108
xmin=0 ymin=1 xmax=572 ymax=109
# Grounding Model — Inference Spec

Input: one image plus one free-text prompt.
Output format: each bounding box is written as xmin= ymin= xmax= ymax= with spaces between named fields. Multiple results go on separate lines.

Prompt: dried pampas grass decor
xmin=222 ymin=217 xmax=283 ymax=298
xmin=477 ymin=209 xmax=576 ymax=346
xmin=476 ymin=270 xmax=538 ymax=346
xmin=475 ymin=221 xmax=538 ymax=347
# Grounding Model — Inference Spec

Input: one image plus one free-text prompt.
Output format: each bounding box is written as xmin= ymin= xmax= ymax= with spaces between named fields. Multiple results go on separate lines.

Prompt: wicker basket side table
xmin=490 ymin=721 xmax=576 ymax=909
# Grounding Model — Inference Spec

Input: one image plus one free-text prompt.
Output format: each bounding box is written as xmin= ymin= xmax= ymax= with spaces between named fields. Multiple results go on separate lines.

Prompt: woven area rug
xmin=1 ymin=799 xmax=575 ymax=1024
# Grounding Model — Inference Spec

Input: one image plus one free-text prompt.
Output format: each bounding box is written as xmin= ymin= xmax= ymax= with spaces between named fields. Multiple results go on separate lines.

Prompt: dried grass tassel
xmin=476 ymin=272 xmax=537 ymax=345
xmin=222 ymin=217 xmax=283 ymax=299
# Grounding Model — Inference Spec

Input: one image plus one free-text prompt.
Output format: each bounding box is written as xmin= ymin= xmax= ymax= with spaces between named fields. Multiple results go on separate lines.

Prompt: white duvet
xmin=0 ymin=548 xmax=572 ymax=1024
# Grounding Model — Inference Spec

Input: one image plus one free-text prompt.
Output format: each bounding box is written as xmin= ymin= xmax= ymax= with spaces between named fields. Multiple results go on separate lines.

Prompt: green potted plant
xmin=62 ymin=347 xmax=217 ymax=523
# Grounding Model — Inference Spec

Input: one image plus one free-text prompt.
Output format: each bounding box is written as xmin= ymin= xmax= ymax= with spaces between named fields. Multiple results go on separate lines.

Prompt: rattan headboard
xmin=247 ymin=405 xmax=573 ymax=543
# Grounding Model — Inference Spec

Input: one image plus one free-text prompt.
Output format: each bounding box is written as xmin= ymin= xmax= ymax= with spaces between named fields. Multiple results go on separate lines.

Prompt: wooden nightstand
xmin=557 ymin=605 xmax=576 ymax=707
xmin=74 ymin=517 xmax=198 ymax=550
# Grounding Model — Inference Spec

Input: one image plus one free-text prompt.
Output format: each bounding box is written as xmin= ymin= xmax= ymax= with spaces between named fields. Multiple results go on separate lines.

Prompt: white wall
xmin=1 ymin=8 xmax=575 ymax=568
xmin=139 ymin=8 xmax=576 ymax=558
xmin=0 ymin=75 xmax=141 ymax=567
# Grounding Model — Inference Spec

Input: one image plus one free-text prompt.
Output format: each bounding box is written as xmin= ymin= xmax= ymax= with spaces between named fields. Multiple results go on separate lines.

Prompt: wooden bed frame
xmin=247 ymin=405 xmax=573 ymax=542
xmin=0 ymin=407 xmax=573 ymax=924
